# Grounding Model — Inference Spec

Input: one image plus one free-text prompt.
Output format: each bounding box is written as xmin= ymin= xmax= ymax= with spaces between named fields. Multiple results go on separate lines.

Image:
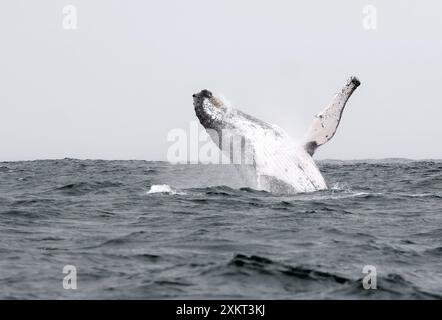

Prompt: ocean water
xmin=0 ymin=159 xmax=441 ymax=299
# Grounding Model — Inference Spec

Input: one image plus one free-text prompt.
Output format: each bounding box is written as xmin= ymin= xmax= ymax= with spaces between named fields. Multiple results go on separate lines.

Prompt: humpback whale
xmin=193 ymin=77 xmax=360 ymax=193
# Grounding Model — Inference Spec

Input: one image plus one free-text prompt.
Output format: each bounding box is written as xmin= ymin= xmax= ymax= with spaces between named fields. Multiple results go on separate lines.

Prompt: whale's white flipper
xmin=303 ymin=77 xmax=360 ymax=156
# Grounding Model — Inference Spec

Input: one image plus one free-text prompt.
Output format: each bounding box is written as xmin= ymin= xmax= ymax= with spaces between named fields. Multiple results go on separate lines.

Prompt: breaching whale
xmin=193 ymin=77 xmax=360 ymax=193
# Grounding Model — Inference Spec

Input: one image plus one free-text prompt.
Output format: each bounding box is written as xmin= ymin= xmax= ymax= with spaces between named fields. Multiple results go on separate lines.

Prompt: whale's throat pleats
xmin=213 ymin=110 xmax=328 ymax=193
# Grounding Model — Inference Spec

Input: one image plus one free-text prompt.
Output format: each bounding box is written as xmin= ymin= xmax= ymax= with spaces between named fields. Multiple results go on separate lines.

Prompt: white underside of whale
xmin=217 ymin=109 xmax=327 ymax=193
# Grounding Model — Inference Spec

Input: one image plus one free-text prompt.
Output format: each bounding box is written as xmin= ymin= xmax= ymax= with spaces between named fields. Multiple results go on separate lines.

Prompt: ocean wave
xmin=401 ymin=193 xmax=442 ymax=199
xmin=203 ymin=254 xmax=441 ymax=299
xmin=227 ymin=254 xmax=351 ymax=284
xmin=48 ymin=181 xmax=124 ymax=196
xmin=188 ymin=186 xmax=270 ymax=197
xmin=424 ymin=246 xmax=442 ymax=256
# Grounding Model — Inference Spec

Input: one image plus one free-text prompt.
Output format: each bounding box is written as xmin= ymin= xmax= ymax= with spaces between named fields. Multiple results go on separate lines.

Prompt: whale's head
xmin=193 ymin=90 xmax=227 ymax=131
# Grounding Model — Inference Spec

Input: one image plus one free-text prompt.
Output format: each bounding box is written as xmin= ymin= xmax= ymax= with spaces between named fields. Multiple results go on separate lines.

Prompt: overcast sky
xmin=1 ymin=0 xmax=441 ymax=161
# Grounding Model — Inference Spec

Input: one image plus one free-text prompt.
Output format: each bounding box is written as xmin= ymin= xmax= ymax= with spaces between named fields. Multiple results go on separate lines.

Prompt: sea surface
xmin=0 ymin=159 xmax=441 ymax=299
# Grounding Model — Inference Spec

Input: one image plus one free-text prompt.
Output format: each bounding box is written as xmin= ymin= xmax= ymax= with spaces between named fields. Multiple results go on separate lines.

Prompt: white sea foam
xmin=147 ymin=184 xmax=184 ymax=195
xmin=330 ymin=182 xmax=350 ymax=191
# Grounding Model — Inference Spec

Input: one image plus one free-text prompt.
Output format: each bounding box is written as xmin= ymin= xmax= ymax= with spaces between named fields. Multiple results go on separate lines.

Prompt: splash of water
xmin=147 ymin=184 xmax=184 ymax=195
xmin=219 ymin=94 xmax=233 ymax=111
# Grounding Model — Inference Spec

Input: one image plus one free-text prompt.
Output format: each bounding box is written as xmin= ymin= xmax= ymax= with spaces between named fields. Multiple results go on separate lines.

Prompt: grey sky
xmin=1 ymin=0 xmax=441 ymax=161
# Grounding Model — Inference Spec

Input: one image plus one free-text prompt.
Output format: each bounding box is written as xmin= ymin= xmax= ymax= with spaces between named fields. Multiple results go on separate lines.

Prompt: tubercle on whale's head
xmin=192 ymin=90 xmax=224 ymax=108
xmin=192 ymin=89 xmax=226 ymax=129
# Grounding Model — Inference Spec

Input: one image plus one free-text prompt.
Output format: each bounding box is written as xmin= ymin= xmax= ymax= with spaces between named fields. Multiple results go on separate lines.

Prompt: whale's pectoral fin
xmin=303 ymin=76 xmax=361 ymax=156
